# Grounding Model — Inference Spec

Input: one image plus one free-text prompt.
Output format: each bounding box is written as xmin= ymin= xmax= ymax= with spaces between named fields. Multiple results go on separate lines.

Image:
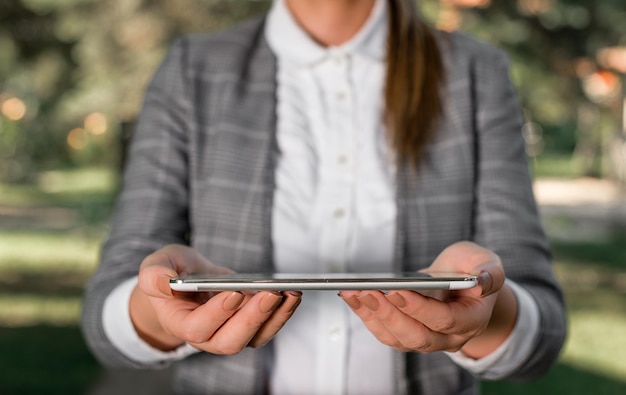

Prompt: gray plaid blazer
xmin=81 ymin=17 xmax=566 ymax=395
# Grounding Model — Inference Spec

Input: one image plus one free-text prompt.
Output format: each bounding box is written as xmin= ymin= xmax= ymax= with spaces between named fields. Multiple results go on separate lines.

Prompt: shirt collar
xmin=265 ymin=0 xmax=388 ymax=66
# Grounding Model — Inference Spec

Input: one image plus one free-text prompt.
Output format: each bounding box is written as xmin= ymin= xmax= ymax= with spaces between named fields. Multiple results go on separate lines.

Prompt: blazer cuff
xmin=445 ymin=279 xmax=540 ymax=380
xmin=102 ymin=276 xmax=200 ymax=364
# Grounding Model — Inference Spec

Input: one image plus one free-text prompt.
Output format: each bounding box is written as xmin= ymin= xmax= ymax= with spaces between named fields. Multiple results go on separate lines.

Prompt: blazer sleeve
xmin=81 ymin=37 xmax=193 ymax=369
xmin=471 ymin=46 xmax=567 ymax=381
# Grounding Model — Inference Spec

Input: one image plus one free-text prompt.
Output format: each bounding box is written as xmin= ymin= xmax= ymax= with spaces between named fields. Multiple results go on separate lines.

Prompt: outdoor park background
xmin=1 ymin=0 xmax=625 ymax=394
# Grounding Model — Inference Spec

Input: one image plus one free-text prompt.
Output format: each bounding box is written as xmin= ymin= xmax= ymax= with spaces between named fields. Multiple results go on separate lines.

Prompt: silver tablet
xmin=169 ymin=272 xmax=479 ymax=292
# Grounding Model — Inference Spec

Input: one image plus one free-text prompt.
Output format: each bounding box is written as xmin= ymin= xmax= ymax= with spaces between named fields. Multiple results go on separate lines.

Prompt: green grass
xmin=551 ymin=235 xmax=626 ymax=272
xmin=487 ymin=281 xmax=626 ymax=390
xmin=0 ymin=167 xmax=117 ymax=227
xmin=483 ymin=289 xmax=626 ymax=394
xmin=483 ymin=362 xmax=626 ymax=395
xmin=0 ymin=295 xmax=83 ymax=327
xmin=0 ymin=326 xmax=100 ymax=395
xmin=0 ymin=169 xmax=110 ymax=394
xmin=564 ymin=307 xmax=626 ymax=381
xmin=531 ymin=153 xmax=581 ymax=179
xmin=0 ymin=167 xmax=117 ymax=207
xmin=0 ymin=230 xmax=102 ymax=274
xmin=0 ymin=229 xmax=103 ymax=326
xmin=483 ymin=234 xmax=626 ymax=394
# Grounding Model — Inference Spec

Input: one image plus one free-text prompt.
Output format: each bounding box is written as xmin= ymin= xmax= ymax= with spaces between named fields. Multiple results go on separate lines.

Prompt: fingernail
xmin=284 ymin=291 xmax=302 ymax=313
xmin=223 ymin=292 xmax=245 ymax=311
xmin=342 ymin=295 xmax=362 ymax=310
xmin=158 ymin=275 xmax=173 ymax=296
xmin=359 ymin=294 xmax=380 ymax=311
xmin=386 ymin=292 xmax=407 ymax=308
xmin=287 ymin=296 xmax=302 ymax=313
xmin=260 ymin=292 xmax=283 ymax=313
xmin=479 ymin=271 xmax=493 ymax=296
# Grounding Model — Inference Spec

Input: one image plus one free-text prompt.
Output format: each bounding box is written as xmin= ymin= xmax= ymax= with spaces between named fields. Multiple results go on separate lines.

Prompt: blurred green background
xmin=1 ymin=0 xmax=625 ymax=394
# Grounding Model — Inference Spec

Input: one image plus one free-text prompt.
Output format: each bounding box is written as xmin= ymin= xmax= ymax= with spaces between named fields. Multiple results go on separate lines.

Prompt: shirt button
xmin=337 ymin=155 xmax=348 ymax=165
xmin=333 ymin=208 xmax=345 ymax=219
xmin=329 ymin=326 xmax=343 ymax=341
xmin=336 ymin=92 xmax=346 ymax=101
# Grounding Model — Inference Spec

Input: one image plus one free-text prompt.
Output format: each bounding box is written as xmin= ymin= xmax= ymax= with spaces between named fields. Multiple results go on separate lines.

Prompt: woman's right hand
xmin=129 ymin=244 xmax=302 ymax=354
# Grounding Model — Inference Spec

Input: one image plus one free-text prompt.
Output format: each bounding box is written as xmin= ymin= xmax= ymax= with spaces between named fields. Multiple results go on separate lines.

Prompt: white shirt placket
xmin=314 ymin=53 xmax=355 ymax=395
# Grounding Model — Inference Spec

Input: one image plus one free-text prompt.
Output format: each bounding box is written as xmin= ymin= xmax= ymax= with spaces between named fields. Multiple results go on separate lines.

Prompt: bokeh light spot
xmin=67 ymin=128 xmax=88 ymax=150
xmin=1 ymin=97 xmax=27 ymax=121
xmin=84 ymin=112 xmax=108 ymax=135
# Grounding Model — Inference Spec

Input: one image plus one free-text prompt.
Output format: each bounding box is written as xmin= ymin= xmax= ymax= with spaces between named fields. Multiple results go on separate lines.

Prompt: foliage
xmin=1 ymin=0 xmax=625 ymax=182
xmin=0 ymin=0 xmax=270 ymax=182
xmin=422 ymin=0 xmax=626 ymax=159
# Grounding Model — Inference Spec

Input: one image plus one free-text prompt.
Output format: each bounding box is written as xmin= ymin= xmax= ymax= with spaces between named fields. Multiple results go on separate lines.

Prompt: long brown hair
xmin=385 ymin=0 xmax=445 ymax=166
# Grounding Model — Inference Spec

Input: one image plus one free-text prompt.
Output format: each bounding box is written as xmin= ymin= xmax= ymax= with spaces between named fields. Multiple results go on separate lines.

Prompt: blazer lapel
xmin=201 ymin=21 xmax=277 ymax=273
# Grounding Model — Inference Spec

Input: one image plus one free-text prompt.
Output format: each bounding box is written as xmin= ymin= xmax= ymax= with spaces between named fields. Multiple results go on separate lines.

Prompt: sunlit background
xmin=1 ymin=0 xmax=625 ymax=394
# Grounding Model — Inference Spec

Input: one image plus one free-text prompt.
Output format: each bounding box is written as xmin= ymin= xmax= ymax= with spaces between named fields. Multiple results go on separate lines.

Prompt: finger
xmin=248 ymin=291 xmax=303 ymax=348
xmin=340 ymin=291 xmax=411 ymax=352
xmin=193 ymin=291 xmax=284 ymax=354
xmin=138 ymin=245 xmax=233 ymax=298
xmin=141 ymin=245 xmax=202 ymax=275
xmin=157 ymin=245 xmax=235 ymax=275
xmin=426 ymin=241 xmax=504 ymax=297
xmin=386 ymin=290 xmax=489 ymax=337
xmin=147 ymin=246 xmax=190 ymax=272
xmin=155 ymin=291 xmax=246 ymax=344
xmin=138 ymin=264 xmax=178 ymax=298
xmin=356 ymin=291 xmax=456 ymax=352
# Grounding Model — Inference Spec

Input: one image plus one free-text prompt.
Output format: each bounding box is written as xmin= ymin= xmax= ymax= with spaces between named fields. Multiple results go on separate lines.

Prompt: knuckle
xmin=392 ymin=344 xmax=412 ymax=352
xmin=404 ymin=336 xmax=432 ymax=352
xmin=432 ymin=316 xmax=456 ymax=333
xmin=181 ymin=330 xmax=208 ymax=345
xmin=213 ymin=341 xmax=245 ymax=355
xmin=458 ymin=322 xmax=486 ymax=339
xmin=378 ymin=310 xmax=399 ymax=327
xmin=444 ymin=335 xmax=468 ymax=353
xmin=248 ymin=339 xmax=268 ymax=349
xmin=378 ymin=334 xmax=401 ymax=348
xmin=444 ymin=343 xmax=464 ymax=353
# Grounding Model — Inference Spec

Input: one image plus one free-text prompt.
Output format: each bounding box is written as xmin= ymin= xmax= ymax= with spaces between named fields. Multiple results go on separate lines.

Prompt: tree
xmin=1 ymin=0 xmax=625 ymax=182
xmin=424 ymin=0 xmax=626 ymax=178
xmin=0 ymin=0 xmax=270 ymax=181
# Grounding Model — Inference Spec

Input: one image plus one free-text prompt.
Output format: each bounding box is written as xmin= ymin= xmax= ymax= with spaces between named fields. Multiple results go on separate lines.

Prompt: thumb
xmin=138 ymin=262 xmax=179 ymax=298
xmin=472 ymin=261 xmax=504 ymax=297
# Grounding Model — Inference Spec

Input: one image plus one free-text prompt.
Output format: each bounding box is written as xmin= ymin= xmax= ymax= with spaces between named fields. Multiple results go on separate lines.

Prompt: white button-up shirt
xmin=102 ymin=0 xmax=541 ymax=393
xmin=267 ymin=0 xmax=395 ymax=393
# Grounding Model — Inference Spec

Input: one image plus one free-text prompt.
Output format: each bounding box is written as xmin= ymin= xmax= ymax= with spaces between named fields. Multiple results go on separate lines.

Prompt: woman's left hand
xmin=339 ymin=241 xmax=517 ymax=358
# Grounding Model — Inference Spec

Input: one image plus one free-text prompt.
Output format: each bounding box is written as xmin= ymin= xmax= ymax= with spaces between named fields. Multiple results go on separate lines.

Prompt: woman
xmin=81 ymin=0 xmax=567 ymax=393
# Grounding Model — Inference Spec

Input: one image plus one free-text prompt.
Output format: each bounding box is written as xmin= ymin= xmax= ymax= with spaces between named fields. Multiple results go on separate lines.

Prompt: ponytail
xmin=385 ymin=0 xmax=445 ymax=166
